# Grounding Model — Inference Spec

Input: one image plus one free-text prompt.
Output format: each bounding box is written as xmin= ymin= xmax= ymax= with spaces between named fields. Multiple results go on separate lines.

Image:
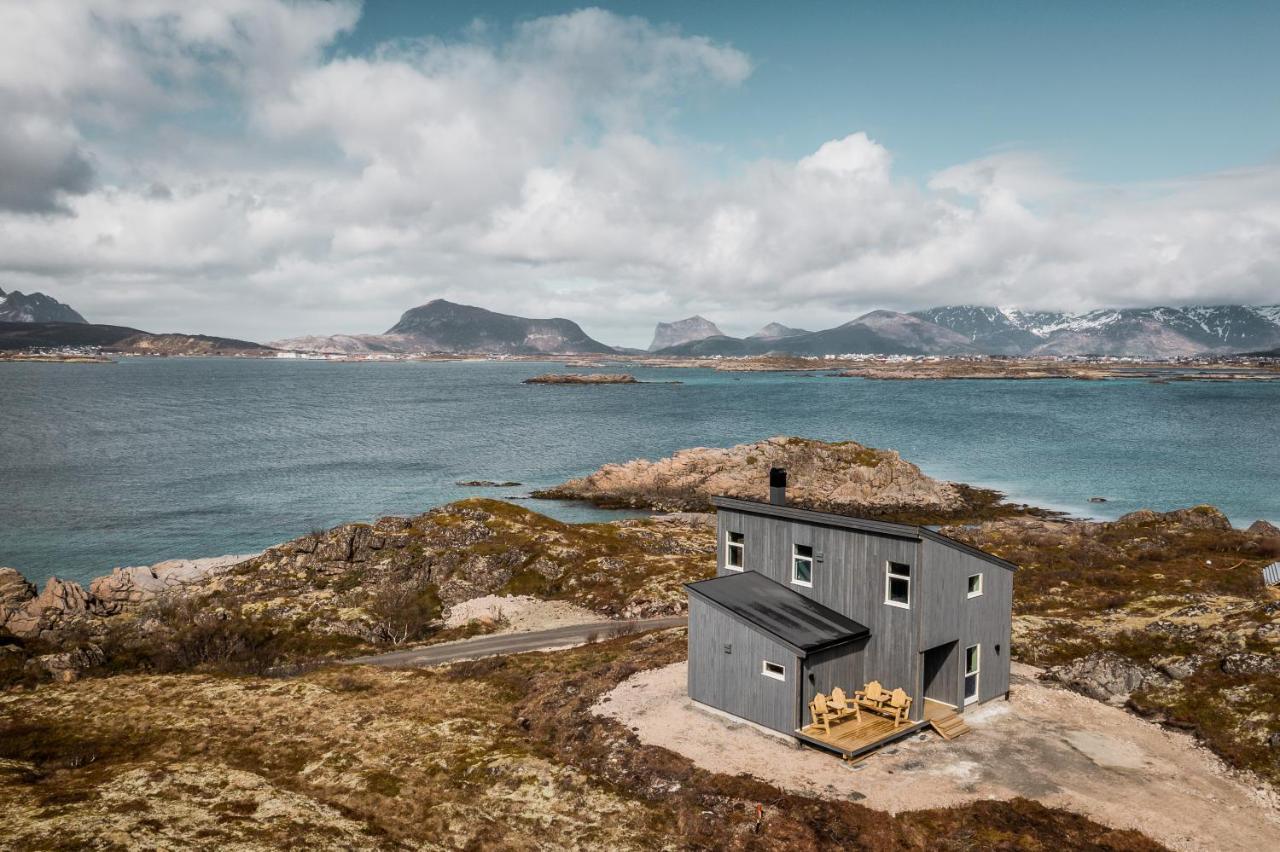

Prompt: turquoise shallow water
xmin=1 ymin=358 xmax=1277 ymax=587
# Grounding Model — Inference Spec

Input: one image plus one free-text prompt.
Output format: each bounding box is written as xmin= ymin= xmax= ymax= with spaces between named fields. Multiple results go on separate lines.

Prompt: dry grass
xmin=0 ymin=630 xmax=1163 ymax=850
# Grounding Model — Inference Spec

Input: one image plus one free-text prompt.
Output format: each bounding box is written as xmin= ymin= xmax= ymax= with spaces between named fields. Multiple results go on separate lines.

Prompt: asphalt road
xmin=345 ymin=615 xmax=688 ymax=668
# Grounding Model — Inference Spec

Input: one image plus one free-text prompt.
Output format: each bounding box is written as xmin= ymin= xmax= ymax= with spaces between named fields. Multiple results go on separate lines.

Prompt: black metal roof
xmin=710 ymin=495 xmax=1019 ymax=572
xmin=685 ymin=570 xmax=870 ymax=657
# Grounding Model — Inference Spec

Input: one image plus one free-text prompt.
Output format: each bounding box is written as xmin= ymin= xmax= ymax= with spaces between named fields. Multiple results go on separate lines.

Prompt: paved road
xmin=345 ymin=615 xmax=688 ymax=668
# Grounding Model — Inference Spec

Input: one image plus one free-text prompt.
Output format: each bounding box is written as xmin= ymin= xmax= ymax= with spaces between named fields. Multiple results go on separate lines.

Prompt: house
xmin=685 ymin=468 xmax=1015 ymax=756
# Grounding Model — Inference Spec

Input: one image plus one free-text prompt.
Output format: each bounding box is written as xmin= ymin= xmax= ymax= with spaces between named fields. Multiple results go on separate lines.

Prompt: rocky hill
xmin=534 ymin=436 xmax=1020 ymax=521
xmin=386 ymin=299 xmax=614 ymax=355
xmin=647 ymin=315 xmax=724 ymax=351
xmin=0 ymin=287 xmax=86 ymax=324
xmin=748 ymin=322 xmax=811 ymax=340
xmin=0 ymin=321 xmax=271 ymax=355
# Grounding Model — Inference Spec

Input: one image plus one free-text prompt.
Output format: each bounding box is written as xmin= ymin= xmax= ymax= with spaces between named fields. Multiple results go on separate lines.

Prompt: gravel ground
xmin=595 ymin=661 xmax=1280 ymax=852
xmin=444 ymin=594 xmax=602 ymax=632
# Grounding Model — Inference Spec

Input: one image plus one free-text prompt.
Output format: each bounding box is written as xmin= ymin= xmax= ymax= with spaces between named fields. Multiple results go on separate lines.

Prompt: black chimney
xmin=769 ymin=467 xmax=787 ymax=506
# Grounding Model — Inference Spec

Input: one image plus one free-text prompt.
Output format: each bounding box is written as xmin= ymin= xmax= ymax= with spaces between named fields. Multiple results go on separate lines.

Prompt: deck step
xmin=929 ymin=713 xmax=971 ymax=740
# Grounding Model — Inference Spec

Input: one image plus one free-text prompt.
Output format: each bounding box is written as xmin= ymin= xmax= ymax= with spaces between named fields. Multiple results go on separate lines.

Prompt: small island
xmin=522 ymin=373 xmax=639 ymax=384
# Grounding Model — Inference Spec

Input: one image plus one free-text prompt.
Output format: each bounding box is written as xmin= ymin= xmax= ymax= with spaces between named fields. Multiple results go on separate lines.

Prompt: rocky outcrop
xmin=88 ymin=554 xmax=255 ymax=615
xmin=1220 ymin=652 xmax=1280 ymax=677
xmin=1046 ymin=652 xmax=1170 ymax=705
xmin=1117 ymin=506 xmax=1233 ymax=531
xmin=27 ymin=643 xmax=105 ymax=682
xmin=1247 ymin=519 xmax=1280 ymax=536
xmin=648 ymin=316 xmax=724 ymax=351
xmin=534 ymin=436 xmax=1004 ymax=520
xmin=0 ymin=567 xmax=36 ymax=612
xmin=3 ymin=578 xmax=93 ymax=640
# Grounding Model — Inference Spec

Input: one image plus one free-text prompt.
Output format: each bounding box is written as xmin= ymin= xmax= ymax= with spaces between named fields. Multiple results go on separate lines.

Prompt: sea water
xmin=2 ymin=358 xmax=1276 ymax=587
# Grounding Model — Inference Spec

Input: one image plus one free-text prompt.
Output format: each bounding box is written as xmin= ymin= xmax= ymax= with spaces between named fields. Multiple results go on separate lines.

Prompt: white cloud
xmin=0 ymin=3 xmax=1277 ymax=346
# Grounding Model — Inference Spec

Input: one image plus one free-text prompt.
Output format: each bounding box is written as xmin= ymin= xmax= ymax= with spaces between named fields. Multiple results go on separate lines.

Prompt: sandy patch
xmin=595 ymin=660 xmax=1280 ymax=852
xmin=444 ymin=594 xmax=601 ymax=633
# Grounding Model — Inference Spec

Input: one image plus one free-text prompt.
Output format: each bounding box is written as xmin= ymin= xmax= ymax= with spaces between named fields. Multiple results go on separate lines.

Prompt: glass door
xmin=963 ymin=644 xmax=980 ymax=705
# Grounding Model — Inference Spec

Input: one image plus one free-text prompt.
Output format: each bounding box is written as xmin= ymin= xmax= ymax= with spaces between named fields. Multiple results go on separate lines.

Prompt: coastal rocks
xmin=1118 ymin=505 xmax=1233 ymax=531
xmin=2 ymin=578 xmax=92 ymax=640
xmin=533 ymin=436 xmax=984 ymax=518
xmin=0 ymin=567 xmax=36 ymax=614
xmin=523 ymin=373 xmax=638 ymax=385
xmin=1046 ymin=652 xmax=1169 ymax=705
xmin=88 ymin=555 xmax=253 ymax=615
xmin=457 ymin=480 xmax=522 ymax=487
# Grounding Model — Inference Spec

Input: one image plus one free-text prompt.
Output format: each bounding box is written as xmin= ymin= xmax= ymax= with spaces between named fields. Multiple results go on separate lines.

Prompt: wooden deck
xmin=794 ymin=710 xmax=928 ymax=760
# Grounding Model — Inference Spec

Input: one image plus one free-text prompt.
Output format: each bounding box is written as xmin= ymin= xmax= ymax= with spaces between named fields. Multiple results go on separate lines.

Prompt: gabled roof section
xmin=685 ymin=570 xmax=870 ymax=657
xmin=710 ymin=495 xmax=1018 ymax=572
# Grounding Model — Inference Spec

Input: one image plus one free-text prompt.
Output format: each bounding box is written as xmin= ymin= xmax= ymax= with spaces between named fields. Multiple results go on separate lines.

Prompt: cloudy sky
xmin=2 ymin=1 xmax=1278 ymax=346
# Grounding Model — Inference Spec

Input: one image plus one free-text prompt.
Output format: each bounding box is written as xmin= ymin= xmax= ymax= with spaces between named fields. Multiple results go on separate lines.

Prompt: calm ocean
xmin=2 ymin=358 xmax=1277 ymax=587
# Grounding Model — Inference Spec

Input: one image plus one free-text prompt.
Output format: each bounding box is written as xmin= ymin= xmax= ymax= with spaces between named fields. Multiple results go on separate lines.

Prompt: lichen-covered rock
xmin=1220 ymin=652 xmax=1280 ymax=677
xmin=533 ymin=436 xmax=995 ymax=518
xmin=1046 ymin=652 xmax=1170 ymax=705
xmin=27 ymin=643 xmax=106 ymax=682
xmin=1118 ymin=505 xmax=1233 ymax=531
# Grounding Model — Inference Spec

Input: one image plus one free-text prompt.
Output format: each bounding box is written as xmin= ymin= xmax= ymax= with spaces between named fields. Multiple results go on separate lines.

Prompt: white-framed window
xmin=964 ymin=644 xmax=980 ymax=705
xmin=967 ymin=573 xmax=983 ymax=598
xmin=761 ymin=660 xmax=786 ymax=681
xmin=791 ymin=543 xmax=814 ymax=587
xmin=725 ymin=531 xmax=744 ymax=570
xmin=885 ymin=561 xmax=911 ymax=608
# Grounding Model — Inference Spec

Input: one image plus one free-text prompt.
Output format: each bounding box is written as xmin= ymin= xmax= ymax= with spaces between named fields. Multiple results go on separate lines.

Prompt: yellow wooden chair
xmin=855 ymin=680 xmax=888 ymax=711
xmin=827 ymin=687 xmax=860 ymax=723
xmin=884 ymin=688 xmax=912 ymax=728
xmin=808 ymin=692 xmax=835 ymax=734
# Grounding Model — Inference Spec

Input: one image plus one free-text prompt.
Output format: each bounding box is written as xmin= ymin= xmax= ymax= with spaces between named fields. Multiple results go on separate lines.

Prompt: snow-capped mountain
xmin=0 ymin=287 xmax=87 ymax=324
xmin=913 ymin=305 xmax=1280 ymax=357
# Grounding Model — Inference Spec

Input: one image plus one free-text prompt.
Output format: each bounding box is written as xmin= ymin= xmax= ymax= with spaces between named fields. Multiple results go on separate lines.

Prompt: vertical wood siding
xmin=712 ymin=507 xmax=1013 ymax=719
xmin=687 ymin=596 xmax=801 ymax=733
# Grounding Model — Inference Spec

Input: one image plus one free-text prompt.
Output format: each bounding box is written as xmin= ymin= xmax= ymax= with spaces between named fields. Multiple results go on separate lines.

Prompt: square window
xmin=762 ymin=660 xmax=786 ymax=681
xmin=885 ymin=561 xmax=911 ymax=608
xmin=792 ymin=543 xmax=814 ymax=586
xmin=725 ymin=531 xmax=744 ymax=570
xmin=967 ymin=573 xmax=983 ymax=598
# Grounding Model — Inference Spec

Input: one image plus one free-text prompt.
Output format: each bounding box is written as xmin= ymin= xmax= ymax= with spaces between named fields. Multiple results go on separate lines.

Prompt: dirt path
xmin=595 ymin=661 xmax=1280 ymax=852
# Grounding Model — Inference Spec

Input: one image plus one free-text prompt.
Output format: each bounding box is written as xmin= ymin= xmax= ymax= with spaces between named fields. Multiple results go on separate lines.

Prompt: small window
xmin=967 ymin=573 xmax=983 ymax=598
xmin=761 ymin=660 xmax=786 ymax=681
xmin=964 ymin=644 xmax=980 ymax=705
xmin=725 ymin=531 xmax=744 ymax=570
xmin=885 ymin=561 xmax=911 ymax=608
xmin=792 ymin=544 xmax=814 ymax=587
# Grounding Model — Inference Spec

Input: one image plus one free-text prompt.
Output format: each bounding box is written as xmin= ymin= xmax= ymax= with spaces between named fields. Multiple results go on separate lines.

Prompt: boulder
xmin=3 ymin=577 xmax=92 ymax=639
xmin=1046 ymin=652 xmax=1169 ymax=705
xmin=1220 ymin=652 xmax=1280 ymax=677
xmin=1247 ymin=519 xmax=1280 ymax=537
xmin=26 ymin=643 xmax=106 ymax=682
xmin=0 ymin=567 xmax=36 ymax=621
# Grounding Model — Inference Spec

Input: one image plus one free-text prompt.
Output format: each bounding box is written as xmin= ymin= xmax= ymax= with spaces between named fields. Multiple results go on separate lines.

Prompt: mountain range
xmin=5 ymin=285 xmax=1280 ymax=358
xmin=649 ymin=304 xmax=1280 ymax=358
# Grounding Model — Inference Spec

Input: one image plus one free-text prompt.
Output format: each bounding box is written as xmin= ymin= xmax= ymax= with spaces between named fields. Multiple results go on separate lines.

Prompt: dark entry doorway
xmin=921 ymin=641 xmax=959 ymax=707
